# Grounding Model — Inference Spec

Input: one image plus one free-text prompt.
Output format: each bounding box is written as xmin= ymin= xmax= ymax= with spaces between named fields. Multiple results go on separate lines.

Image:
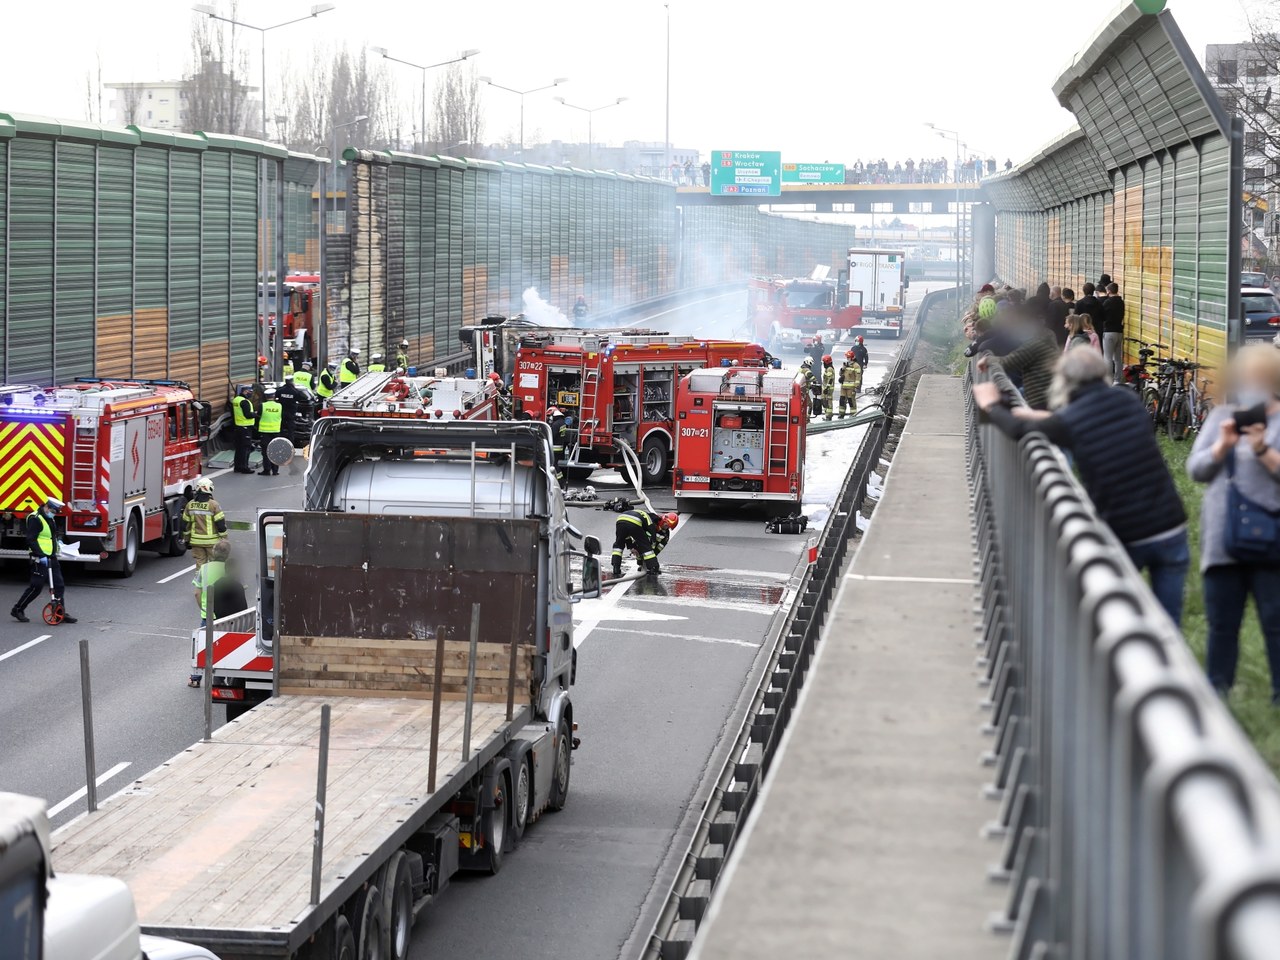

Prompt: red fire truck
xmin=260 ymin=275 xmax=317 ymax=362
xmin=512 ymin=332 xmax=771 ymax=485
xmin=748 ymin=270 xmax=864 ymax=352
xmin=0 ymin=379 xmax=209 ymax=576
xmin=672 ymin=365 xmax=808 ymax=511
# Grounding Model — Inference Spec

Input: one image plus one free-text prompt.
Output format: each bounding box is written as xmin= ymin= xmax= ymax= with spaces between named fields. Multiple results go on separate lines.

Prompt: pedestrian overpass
xmin=675 ymin=180 xmax=986 ymax=214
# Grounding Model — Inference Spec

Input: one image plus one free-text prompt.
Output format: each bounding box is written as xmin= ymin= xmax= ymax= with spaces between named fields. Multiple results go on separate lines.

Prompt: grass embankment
xmin=1159 ymin=436 xmax=1280 ymax=774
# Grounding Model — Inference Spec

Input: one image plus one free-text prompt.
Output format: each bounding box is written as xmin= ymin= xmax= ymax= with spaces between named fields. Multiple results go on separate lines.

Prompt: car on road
xmin=1241 ymin=287 xmax=1280 ymax=340
xmin=1242 ymin=270 xmax=1270 ymax=289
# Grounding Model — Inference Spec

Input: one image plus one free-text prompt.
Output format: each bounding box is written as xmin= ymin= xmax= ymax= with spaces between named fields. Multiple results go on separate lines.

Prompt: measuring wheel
xmin=42 ymin=601 xmax=65 ymax=626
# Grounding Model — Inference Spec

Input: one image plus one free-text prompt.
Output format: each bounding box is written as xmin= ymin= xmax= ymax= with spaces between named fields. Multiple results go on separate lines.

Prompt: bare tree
xmin=182 ymin=2 xmax=252 ymax=135
xmin=119 ymin=84 xmax=144 ymax=126
xmin=84 ymin=52 xmax=104 ymax=123
xmin=429 ymin=64 xmax=484 ymax=153
xmin=277 ymin=44 xmax=399 ymax=153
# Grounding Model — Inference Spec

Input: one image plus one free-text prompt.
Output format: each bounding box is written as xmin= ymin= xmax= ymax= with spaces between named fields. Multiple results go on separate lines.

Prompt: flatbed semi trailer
xmin=52 ymin=422 xmax=602 ymax=960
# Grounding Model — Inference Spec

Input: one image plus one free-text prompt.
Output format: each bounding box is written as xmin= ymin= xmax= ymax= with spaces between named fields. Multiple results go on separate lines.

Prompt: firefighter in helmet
xmin=396 ymin=339 xmax=410 ymax=371
xmin=611 ymin=510 xmax=678 ymax=578
xmin=851 ymin=335 xmax=870 ymax=369
xmin=800 ymin=357 xmax=819 ymax=418
xmin=182 ymin=477 xmax=227 ymax=569
xmin=546 ymin=406 xmax=569 ymax=483
xmin=281 ymin=352 xmax=295 ymax=379
xmin=339 ymin=346 xmax=361 ymax=385
xmin=573 ymin=295 xmax=589 ymax=323
xmin=490 ymin=372 xmax=512 ymax=418
xmin=10 ymin=498 xmax=77 ymax=625
xmin=838 ymin=354 xmax=863 ymax=418
xmin=821 ymin=354 xmax=836 ymax=421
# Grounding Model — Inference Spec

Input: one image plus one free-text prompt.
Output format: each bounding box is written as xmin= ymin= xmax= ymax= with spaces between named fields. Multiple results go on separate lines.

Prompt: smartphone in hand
xmin=1234 ymin=403 xmax=1268 ymax=430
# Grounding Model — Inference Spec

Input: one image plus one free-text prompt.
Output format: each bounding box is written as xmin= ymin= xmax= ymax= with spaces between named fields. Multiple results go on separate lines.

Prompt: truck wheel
xmin=549 ymin=718 xmax=572 ymax=812
xmin=626 ymin=436 xmax=669 ymax=487
xmin=164 ymin=511 xmax=188 ymax=558
xmin=512 ymin=756 xmax=532 ymax=843
xmin=333 ymin=917 xmax=356 ymax=960
xmin=481 ymin=772 xmax=509 ymax=875
xmin=354 ymin=884 xmax=383 ymax=960
xmin=111 ymin=514 xmax=141 ymax=578
xmin=379 ymin=852 xmax=413 ymax=960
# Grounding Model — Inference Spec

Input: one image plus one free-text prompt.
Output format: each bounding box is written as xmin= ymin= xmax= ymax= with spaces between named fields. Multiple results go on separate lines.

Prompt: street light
xmin=479 ymin=76 xmax=569 ymax=155
xmin=319 ymin=114 xmax=369 ymax=365
xmin=553 ymin=96 xmax=627 ymax=167
xmin=371 ymin=47 xmax=480 ymax=153
xmin=665 ymin=3 xmax=671 ymax=180
xmin=927 ymin=122 xmax=965 ymax=322
xmin=192 ymin=2 xmax=335 ymax=378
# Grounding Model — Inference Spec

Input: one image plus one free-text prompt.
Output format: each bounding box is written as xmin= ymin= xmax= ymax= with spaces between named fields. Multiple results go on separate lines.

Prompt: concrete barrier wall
xmin=983 ymin=6 xmax=1240 ymax=372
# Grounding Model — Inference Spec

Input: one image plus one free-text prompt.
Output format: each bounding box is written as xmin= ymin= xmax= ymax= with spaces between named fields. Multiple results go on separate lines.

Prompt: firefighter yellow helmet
xmin=978 ymin=297 xmax=997 ymax=321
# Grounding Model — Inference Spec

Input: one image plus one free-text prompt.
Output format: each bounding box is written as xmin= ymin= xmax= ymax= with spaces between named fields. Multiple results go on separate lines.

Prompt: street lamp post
xmin=927 ymin=122 xmax=965 ymax=323
xmin=665 ymin=3 xmax=671 ymax=179
xmin=318 ymin=115 xmax=368 ymax=367
xmin=371 ymin=47 xmax=480 ymax=152
xmin=479 ymin=76 xmax=569 ymax=156
xmin=192 ymin=3 xmax=336 ymax=379
xmin=553 ymin=97 xmax=628 ymax=168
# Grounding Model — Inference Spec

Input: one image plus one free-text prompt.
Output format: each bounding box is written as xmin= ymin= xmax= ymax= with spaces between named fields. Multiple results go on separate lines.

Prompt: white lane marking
xmin=138 ymin=632 xmax=191 ymax=640
xmin=574 ymin=519 xmax=689 ymax=649
xmin=844 ymin=574 xmax=975 ymax=585
xmin=591 ymin=626 xmax=761 ymax=649
xmin=0 ymin=635 xmax=52 ymax=664
xmin=572 ymin=606 xmax=687 ymax=626
xmin=624 ymin=595 xmax=777 ymax=614
xmin=204 ymin=467 xmax=234 ymax=479
xmin=47 ymin=762 xmax=132 ymax=817
xmin=157 ymin=563 xmax=197 ymax=585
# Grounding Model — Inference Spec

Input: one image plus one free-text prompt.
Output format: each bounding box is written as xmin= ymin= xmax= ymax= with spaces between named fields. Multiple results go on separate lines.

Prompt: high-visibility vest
xmin=339 ymin=358 xmax=360 ymax=384
xmin=258 ymin=400 xmax=283 ymax=435
xmin=282 ymin=361 xmax=294 ymax=378
xmin=316 ymin=371 xmax=335 ymax=398
xmin=184 ymin=498 xmax=225 ymax=546
xmin=194 ymin=560 xmax=226 ymax=618
xmin=33 ymin=514 xmax=54 ymax=557
xmin=293 ymin=370 xmax=313 ymax=390
xmin=396 ymin=350 xmax=409 ymax=370
xmin=367 ymin=363 xmax=386 ymax=373
xmin=232 ymin=396 xmax=255 ymax=427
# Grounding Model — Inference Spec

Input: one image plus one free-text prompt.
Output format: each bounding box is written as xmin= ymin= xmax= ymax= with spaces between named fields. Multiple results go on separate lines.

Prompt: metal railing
xmin=968 ymin=363 xmax=1280 ymax=960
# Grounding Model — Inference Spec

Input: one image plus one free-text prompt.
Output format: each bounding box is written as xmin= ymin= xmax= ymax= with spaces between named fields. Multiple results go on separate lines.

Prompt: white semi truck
xmin=51 ymin=420 xmax=602 ymax=960
xmin=843 ymin=247 xmax=908 ymax=339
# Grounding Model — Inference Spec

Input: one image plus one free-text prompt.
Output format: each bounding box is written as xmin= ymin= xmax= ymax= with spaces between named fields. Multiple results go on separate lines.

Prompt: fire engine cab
xmin=673 ymin=365 xmax=808 ymax=510
xmin=321 ymin=370 xmax=503 ymax=421
xmin=0 ymin=379 xmax=209 ymax=576
xmin=260 ymin=275 xmax=317 ymax=362
xmin=749 ymin=267 xmax=864 ymax=352
xmin=513 ymin=332 xmax=771 ymax=485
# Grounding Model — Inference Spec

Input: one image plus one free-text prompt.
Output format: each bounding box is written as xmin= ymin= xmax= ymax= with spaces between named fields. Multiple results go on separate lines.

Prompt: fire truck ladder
xmin=768 ymin=403 xmax=790 ymax=473
xmin=69 ymin=420 xmax=100 ymax=510
xmin=577 ymin=367 xmax=601 ymax=451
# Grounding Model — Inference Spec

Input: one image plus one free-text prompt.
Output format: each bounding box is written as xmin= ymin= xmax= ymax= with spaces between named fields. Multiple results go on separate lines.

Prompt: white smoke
xmin=521 ymin=287 xmax=568 ymax=326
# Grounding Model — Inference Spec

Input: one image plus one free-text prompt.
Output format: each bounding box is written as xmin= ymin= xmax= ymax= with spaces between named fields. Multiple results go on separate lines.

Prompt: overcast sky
xmin=0 ymin=0 xmax=1253 ymax=166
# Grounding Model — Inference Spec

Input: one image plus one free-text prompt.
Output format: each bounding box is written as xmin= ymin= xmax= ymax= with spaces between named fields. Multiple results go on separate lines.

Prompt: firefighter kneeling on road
xmin=821 ymin=354 xmax=836 ymax=421
xmin=838 ymin=355 xmax=863 ymax=417
xmin=10 ymin=498 xmax=77 ymax=625
xmin=611 ymin=510 xmax=678 ymax=578
xmin=182 ymin=477 xmax=227 ymax=568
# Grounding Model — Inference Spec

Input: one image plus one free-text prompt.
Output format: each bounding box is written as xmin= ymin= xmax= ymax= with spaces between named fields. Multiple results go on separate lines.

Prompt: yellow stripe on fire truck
xmin=0 ymin=422 xmax=66 ymax=512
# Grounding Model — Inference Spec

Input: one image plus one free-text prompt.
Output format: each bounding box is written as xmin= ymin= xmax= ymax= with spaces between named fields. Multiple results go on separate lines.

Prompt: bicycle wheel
xmin=1142 ymin=386 xmax=1162 ymax=428
xmin=1167 ymin=395 xmax=1191 ymax=441
xmin=1195 ymin=397 xmax=1215 ymax=433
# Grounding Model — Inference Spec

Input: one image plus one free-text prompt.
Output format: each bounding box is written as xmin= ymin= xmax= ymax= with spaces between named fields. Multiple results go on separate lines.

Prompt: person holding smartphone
xmin=1188 ymin=345 xmax=1280 ymax=704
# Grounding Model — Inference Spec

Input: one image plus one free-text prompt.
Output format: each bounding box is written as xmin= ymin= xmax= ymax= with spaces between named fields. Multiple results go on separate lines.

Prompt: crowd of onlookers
xmin=844 ymin=156 xmax=1013 ymax=184
xmin=968 ymin=276 xmax=1280 ymax=709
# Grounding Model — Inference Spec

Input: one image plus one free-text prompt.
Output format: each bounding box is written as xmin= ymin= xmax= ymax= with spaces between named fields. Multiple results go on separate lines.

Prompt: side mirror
xmin=583 ymin=535 xmax=601 ymax=557
xmin=577 ymin=557 xmax=602 ymax=600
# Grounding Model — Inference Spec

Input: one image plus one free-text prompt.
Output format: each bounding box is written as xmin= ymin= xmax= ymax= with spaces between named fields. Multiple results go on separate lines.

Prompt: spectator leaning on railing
xmin=973 ymin=347 xmax=1189 ymax=624
xmin=975 ymin=302 xmax=1059 ymax=410
xmin=1187 ymin=345 xmax=1280 ymax=705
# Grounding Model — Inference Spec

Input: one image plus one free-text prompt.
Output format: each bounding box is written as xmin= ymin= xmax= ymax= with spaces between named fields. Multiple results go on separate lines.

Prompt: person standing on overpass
xmin=10 ymin=498 xmax=77 ymax=624
xmin=972 ymin=347 xmax=1188 ymax=624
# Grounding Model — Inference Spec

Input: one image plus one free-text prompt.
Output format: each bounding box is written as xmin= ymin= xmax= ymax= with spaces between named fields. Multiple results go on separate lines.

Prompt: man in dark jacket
xmin=1074 ymin=282 xmax=1104 ymax=331
xmin=1026 ymin=282 xmax=1052 ymax=324
xmin=1100 ymin=281 xmax=1125 ymax=384
xmin=10 ymin=498 xmax=78 ymax=624
xmin=1046 ymin=285 xmax=1070 ymax=347
xmin=972 ymin=347 xmax=1188 ymax=624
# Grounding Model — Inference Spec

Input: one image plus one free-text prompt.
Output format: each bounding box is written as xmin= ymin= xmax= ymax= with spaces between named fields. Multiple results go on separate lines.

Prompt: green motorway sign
xmin=782 ymin=163 xmax=845 ymax=184
xmin=710 ymin=151 xmax=782 ymax=197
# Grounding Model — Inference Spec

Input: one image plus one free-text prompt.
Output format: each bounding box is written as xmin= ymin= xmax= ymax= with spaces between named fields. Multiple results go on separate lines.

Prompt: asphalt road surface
xmin=0 ymin=284 xmax=935 ymax=957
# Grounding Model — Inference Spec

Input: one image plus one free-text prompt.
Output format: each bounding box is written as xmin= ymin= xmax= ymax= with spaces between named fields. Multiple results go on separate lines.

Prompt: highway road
xmin=0 ymin=283 xmax=936 ymax=958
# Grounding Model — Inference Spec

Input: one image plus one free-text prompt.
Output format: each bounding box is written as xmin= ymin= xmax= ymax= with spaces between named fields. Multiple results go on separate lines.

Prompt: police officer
xmin=821 ymin=354 xmax=836 ymax=421
xmin=395 ymin=339 xmax=410 ymax=371
xmin=182 ymin=477 xmax=227 ymax=568
xmin=316 ymin=362 xmax=337 ymax=402
xmin=339 ymin=347 xmax=361 ymax=385
xmin=230 ymin=386 xmax=257 ymax=474
xmin=851 ymin=335 xmax=870 ymax=369
xmin=257 ymin=388 xmax=284 ymax=476
xmin=10 ymin=498 xmax=77 ymax=624
xmin=838 ymin=355 xmax=863 ymax=418
xmin=367 ymin=352 xmax=387 ymax=373
xmin=274 ymin=373 xmax=304 ymax=446
xmin=611 ymin=509 xmax=678 ymax=578
xmin=293 ymin=361 xmax=314 ymax=391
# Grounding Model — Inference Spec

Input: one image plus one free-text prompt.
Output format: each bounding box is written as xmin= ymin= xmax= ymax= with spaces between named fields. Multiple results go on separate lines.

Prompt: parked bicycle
xmin=1134 ymin=338 xmax=1213 ymax=441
